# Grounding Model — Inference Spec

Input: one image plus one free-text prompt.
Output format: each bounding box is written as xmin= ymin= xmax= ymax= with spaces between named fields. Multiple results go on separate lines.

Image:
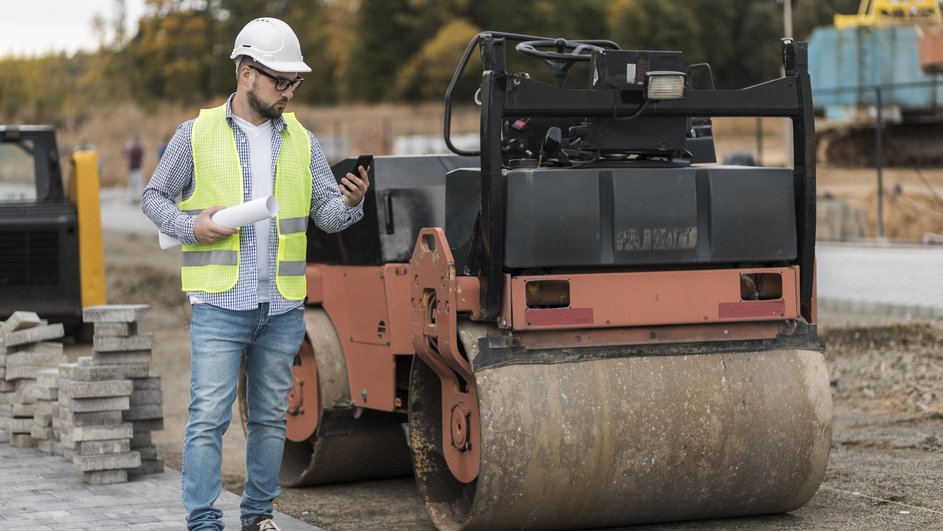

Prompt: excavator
xmin=810 ymin=0 xmax=943 ymax=166
xmin=0 ymin=126 xmax=106 ymax=333
xmin=240 ymin=32 xmax=831 ymax=529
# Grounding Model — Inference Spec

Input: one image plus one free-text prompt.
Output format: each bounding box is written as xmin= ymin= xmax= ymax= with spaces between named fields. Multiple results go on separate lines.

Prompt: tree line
xmin=0 ymin=0 xmax=859 ymax=124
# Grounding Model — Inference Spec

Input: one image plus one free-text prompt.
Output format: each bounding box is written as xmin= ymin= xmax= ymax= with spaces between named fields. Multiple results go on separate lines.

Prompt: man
xmin=124 ymin=135 xmax=144 ymax=203
xmin=142 ymin=17 xmax=370 ymax=531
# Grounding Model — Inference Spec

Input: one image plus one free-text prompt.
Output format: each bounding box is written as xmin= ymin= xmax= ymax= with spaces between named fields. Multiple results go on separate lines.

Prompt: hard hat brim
xmin=230 ymin=51 xmax=312 ymax=74
xmin=258 ymin=59 xmax=312 ymax=74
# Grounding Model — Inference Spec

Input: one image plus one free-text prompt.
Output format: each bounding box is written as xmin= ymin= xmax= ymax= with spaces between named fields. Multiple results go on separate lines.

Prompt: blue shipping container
xmin=808 ymin=25 xmax=943 ymax=115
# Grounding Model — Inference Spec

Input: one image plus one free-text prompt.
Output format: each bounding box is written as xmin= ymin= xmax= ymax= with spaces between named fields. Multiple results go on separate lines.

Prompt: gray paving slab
xmin=0 ymin=443 xmax=319 ymax=530
xmin=817 ymin=242 xmax=943 ymax=318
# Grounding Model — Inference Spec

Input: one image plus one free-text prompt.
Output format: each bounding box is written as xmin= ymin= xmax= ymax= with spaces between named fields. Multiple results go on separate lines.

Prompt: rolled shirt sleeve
xmin=308 ymin=131 xmax=364 ymax=233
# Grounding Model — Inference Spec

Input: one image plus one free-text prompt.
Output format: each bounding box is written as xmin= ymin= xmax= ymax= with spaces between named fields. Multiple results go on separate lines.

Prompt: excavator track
xmin=820 ymin=123 xmax=943 ymax=167
xmin=409 ymin=321 xmax=832 ymax=530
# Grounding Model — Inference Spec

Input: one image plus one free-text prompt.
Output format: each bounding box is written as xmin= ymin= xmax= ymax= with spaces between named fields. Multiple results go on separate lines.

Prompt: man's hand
xmin=341 ymin=164 xmax=370 ymax=207
xmin=194 ymin=206 xmax=239 ymax=243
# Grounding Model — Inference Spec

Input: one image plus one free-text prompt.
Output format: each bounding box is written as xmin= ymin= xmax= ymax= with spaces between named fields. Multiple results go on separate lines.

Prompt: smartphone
xmin=350 ymin=154 xmax=373 ymax=176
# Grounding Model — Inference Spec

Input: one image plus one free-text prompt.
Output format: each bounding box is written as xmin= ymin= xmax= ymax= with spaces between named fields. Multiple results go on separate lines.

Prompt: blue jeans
xmin=183 ymin=303 xmax=304 ymax=530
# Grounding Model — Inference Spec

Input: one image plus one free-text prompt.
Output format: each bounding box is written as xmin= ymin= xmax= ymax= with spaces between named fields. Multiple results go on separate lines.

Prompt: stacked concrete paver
xmin=82 ymin=304 xmax=165 ymax=480
xmin=127 ymin=375 xmax=166 ymax=477
xmin=0 ymin=311 xmax=66 ymax=449
xmin=0 ymin=304 xmax=167 ymax=485
xmin=0 ymin=305 xmax=175 ymax=508
xmin=32 ymin=367 xmax=60 ymax=453
xmin=0 ymin=336 xmax=8 ymax=443
xmin=56 ymin=356 xmax=139 ymax=484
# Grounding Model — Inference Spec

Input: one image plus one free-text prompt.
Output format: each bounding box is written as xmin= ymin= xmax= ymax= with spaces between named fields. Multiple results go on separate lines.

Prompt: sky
xmin=0 ymin=0 xmax=148 ymax=57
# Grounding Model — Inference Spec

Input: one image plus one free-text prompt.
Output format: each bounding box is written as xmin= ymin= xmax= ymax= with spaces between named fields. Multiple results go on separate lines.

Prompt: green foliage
xmin=316 ymin=0 xmax=360 ymax=103
xmin=0 ymin=0 xmax=862 ymax=120
xmin=465 ymin=0 xmax=608 ymax=38
xmin=390 ymin=19 xmax=482 ymax=102
xmin=0 ymin=54 xmax=89 ymax=125
xmin=350 ymin=0 xmax=445 ymax=101
xmin=734 ymin=1 xmax=782 ymax=87
xmin=126 ymin=2 xmax=217 ymax=106
xmin=609 ymin=0 xmax=703 ymax=55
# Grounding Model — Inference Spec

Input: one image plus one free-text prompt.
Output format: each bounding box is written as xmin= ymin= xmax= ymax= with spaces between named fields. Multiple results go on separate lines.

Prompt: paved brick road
xmin=817 ymin=242 xmax=943 ymax=319
xmin=0 ymin=444 xmax=317 ymax=530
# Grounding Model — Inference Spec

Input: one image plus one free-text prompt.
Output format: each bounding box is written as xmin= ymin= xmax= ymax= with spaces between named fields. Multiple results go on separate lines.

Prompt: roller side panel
xmin=275 ymin=308 xmax=412 ymax=487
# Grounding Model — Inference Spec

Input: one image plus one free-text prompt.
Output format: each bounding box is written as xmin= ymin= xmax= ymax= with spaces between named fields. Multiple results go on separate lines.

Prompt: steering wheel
xmin=516 ymin=38 xmax=618 ymax=86
xmin=516 ymin=38 xmax=608 ymax=62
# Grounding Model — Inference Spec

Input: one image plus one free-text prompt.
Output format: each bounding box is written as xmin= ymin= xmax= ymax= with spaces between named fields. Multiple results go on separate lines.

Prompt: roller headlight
xmin=645 ymin=71 xmax=687 ymax=100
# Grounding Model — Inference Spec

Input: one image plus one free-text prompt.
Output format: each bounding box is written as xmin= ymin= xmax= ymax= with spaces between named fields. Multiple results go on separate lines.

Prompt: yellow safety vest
xmin=180 ymin=104 xmax=312 ymax=300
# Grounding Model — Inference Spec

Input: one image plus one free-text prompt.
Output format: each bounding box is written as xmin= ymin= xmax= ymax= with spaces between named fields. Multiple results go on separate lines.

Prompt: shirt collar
xmin=224 ymin=93 xmax=288 ymax=133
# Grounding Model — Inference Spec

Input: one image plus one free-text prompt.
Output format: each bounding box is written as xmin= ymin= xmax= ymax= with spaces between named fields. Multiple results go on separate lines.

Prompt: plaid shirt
xmin=142 ymin=95 xmax=363 ymax=315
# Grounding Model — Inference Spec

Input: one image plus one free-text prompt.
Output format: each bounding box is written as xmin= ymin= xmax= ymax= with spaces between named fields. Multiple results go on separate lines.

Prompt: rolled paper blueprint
xmin=158 ymin=195 xmax=280 ymax=249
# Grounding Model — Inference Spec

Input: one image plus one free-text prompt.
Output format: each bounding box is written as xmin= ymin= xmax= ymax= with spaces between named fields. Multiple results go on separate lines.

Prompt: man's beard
xmin=247 ymin=85 xmax=284 ymax=120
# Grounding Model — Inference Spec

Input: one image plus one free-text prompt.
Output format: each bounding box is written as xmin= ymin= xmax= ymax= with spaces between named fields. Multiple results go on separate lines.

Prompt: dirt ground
xmin=92 ymin=225 xmax=943 ymax=531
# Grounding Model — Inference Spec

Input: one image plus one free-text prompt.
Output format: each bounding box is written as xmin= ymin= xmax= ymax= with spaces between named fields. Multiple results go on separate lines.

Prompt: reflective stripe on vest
xmin=180 ymin=104 xmax=313 ymax=299
xmin=181 ymin=250 xmax=239 ymax=267
xmin=278 ymin=261 xmax=307 ymax=276
xmin=278 ymin=216 xmax=308 ymax=234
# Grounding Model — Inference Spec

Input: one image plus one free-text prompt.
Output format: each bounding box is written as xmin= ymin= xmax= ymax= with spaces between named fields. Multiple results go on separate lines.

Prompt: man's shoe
xmin=242 ymin=517 xmax=283 ymax=531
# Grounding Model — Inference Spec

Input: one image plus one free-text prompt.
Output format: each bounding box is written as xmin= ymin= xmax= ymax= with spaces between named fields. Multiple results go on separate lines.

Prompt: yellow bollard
xmin=69 ymin=150 xmax=107 ymax=307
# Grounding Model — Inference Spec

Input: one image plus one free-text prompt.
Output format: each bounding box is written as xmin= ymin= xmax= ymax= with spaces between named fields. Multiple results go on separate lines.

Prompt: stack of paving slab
xmin=33 ymin=367 xmax=61 ymax=453
xmin=0 ymin=311 xmax=66 ymax=449
xmin=89 ymin=304 xmax=165 ymax=479
xmin=54 ymin=304 xmax=165 ymax=484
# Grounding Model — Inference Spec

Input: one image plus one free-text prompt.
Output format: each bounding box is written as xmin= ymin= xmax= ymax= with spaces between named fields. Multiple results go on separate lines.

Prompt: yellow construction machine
xmin=0 ymin=125 xmax=106 ymax=332
xmin=834 ymin=0 xmax=942 ymax=29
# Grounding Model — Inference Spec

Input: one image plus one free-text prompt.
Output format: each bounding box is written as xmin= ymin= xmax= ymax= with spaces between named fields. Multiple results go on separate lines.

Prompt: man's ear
xmin=236 ymin=58 xmax=252 ymax=84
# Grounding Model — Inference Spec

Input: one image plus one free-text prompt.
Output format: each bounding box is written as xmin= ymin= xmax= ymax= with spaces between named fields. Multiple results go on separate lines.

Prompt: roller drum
xmin=411 ymin=327 xmax=832 ymax=530
xmin=281 ymin=410 xmax=412 ymax=487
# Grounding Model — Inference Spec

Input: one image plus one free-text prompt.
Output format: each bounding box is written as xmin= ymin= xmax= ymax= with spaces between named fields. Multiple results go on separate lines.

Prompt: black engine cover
xmin=446 ymin=165 xmax=797 ymax=269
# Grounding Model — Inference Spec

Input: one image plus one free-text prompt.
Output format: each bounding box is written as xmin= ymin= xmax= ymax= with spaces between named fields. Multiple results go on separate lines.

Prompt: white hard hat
xmin=230 ymin=17 xmax=311 ymax=73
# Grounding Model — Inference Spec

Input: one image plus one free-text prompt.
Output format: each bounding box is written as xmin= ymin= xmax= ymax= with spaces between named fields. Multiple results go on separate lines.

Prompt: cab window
xmin=0 ymin=140 xmax=45 ymax=202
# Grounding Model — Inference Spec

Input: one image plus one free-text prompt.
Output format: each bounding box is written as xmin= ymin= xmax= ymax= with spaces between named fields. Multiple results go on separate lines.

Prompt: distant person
xmin=140 ymin=17 xmax=369 ymax=531
xmin=123 ymin=135 xmax=144 ymax=202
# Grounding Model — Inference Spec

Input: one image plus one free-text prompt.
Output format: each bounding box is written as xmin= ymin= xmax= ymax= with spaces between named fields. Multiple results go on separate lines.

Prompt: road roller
xmin=242 ymin=32 xmax=832 ymax=529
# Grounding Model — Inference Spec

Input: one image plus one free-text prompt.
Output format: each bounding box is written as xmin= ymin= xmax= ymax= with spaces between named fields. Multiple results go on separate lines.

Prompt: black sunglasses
xmin=247 ymin=65 xmax=304 ymax=91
